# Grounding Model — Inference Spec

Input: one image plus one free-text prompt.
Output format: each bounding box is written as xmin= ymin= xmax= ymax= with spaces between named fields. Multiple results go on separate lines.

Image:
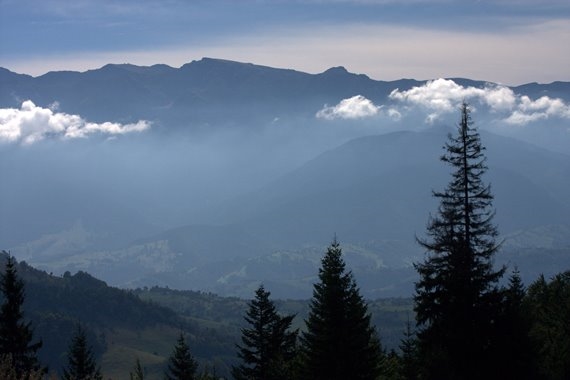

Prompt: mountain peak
xmin=182 ymin=57 xmax=253 ymax=70
xmin=319 ymin=66 xmax=371 ymax=81
xmin=322 ymin=66 xmax=349 ymax=75
xmin=89 ymin=63 xmax=175 ymax=76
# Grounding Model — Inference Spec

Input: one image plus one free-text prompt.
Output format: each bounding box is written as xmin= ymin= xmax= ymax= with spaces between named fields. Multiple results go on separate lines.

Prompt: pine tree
xmin=164 ymin=333 xmax=198 ymax=380
xmin=0 ymin=253 xmax=43 ymax=377
xmin=130 ymin=358 xmax=145 ymax=380
xmin=232 ymin=284 xmax=297 ymax=380
xmin=0 ymin=354 xmax=45 ymax=380
xmin=414 ymin=103 xmax=505 ymax=380
xmin=300 ymin=239 xmax=382 ymax=380
xmin=526 ymin=271 xmax=570 ymax=380
xmin=62 ymin=325 xmax=102 ymax=380
xmin=492 ymin=268 xmax=537 ymax=379
xmin=196 ymin=365 xmax=219 ymax=380
xmin=399 ymin=317 xmax=418 ymax=380
xmin=382 ymin=349 xmax=404 ymax=380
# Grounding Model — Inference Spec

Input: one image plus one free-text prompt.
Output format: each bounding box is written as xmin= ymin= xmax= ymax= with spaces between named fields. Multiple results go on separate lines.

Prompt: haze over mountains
xmin=1 ymin=58 xmax=569 ymax=298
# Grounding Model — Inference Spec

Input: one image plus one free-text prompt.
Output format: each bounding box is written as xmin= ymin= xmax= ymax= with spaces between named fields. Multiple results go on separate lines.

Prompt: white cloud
xmin=389 ymin=79 xmax=570 ymax=125
xmin=390 ymin=78 xmax=518 ymax=123
xmin=387 ymin=108 xmax=402 ymax=121
xmin=315 ymin=80 xmax=570 ymax=127
xmin=504 ymin=95 xmax=570 ymax=125
xmin=316 ymin=95 xmax=380 ymax=120
xmin=484 ymin=86 xmax=518 ymax=111
xmin=389 ymin=78 xmax=517 ymax=113
xmin=0 ymin=100 xmax=151 ymax=145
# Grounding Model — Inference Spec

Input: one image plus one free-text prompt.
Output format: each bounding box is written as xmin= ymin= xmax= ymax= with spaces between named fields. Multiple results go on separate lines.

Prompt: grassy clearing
xmin=101 ymin=325 xmax=180 ymax=380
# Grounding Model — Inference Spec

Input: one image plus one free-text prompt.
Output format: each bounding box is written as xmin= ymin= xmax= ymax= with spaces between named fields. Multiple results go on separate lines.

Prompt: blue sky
xmin=1 ymin=0 xmax=569 ymax=84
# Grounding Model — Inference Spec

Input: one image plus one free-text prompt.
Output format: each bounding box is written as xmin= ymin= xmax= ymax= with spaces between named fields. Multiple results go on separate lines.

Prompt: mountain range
xmin=2 ymin=58 xmax=570 ymax=131
xmin=1 ymin=58 xmax=569 ymax=298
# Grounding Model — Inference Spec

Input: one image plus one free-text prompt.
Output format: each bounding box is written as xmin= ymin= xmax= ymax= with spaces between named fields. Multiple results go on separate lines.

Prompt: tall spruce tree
xmin=414 ymin=103 xmax=505 ymax=380
xmin=164 ymin=332 xmax=198 ymax=380
xmin=301 ymin=239 xmax=382 ymax=380
xmin=232 ymin=285 xmax=297 ymax=380
xmin=0 ymin=252 xmax=43 ymax=377
xmin=62 ymin=325 xmax=102 ymax=380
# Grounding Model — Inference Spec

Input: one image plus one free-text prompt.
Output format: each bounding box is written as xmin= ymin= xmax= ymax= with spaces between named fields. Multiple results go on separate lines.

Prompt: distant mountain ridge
xmin=0 ymin=58 xmax=393 ymax=126
xmin=2 ymin=57 xmax=569 ymax=129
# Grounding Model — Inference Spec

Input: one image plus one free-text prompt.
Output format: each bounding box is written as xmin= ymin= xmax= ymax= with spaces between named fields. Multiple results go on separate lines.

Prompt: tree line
xmin=2 ymin=102 xmax=569 ymax=379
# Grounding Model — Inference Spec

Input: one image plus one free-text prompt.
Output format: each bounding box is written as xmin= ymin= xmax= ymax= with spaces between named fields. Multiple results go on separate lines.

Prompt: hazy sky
xmin=1 ymin=0 xmax=569 ymax=85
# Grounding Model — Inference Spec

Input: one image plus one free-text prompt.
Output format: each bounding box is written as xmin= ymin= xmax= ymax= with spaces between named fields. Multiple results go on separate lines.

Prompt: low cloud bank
xmin=316 ymin=95 xmax=401 ymax=121
xmin=504 ymin=95 xmax=570 ymax=125
xmin=389 ymin=79 xmax=570 ymax=125
xmin=316 ymin=95 xmax=380 ymax=120
xmin=317 ymin=79 xmax=570 ymax=127
xmin=0 ymin=100 xmax=151 ymax=145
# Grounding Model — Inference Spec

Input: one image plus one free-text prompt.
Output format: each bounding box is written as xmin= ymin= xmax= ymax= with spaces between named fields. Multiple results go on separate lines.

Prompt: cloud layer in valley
xmin=316 ymin=95 xmax=380 ymax=120
xmin=0 ymin=100 xmax=151 ymax=145
xmin=389 ymin=79 xmax=570 ymax=125
xmin=316 ymin=95 xmax=401 ymax=121
xmin=317 ymin=79 xmax=570 ymax=127
xmin=504 ymin=96 xmax=570 ymax=125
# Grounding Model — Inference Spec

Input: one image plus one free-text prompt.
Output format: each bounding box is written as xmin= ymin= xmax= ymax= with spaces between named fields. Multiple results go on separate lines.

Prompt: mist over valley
xmin=1 ymin=59 xmax=570 ymax=298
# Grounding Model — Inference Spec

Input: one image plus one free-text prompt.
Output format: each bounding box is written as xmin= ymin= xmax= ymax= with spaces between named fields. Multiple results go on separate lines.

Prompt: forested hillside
xmin=2 ymin=249 xmax=569 ymax=379
xmin=0 ymin=252 xmax=235 ymax=378
xmin=0 ymin=252 xmax=417 ymax=379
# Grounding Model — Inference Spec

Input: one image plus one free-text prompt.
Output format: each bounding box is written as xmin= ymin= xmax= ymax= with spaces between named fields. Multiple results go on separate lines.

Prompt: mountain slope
xmin=206 ymin=128 xmax=570 ymax=246
xmin=1 ymin=252 xmax=242 ymax=379
xmin=22 ymin=129 xmax=570 ymax=298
